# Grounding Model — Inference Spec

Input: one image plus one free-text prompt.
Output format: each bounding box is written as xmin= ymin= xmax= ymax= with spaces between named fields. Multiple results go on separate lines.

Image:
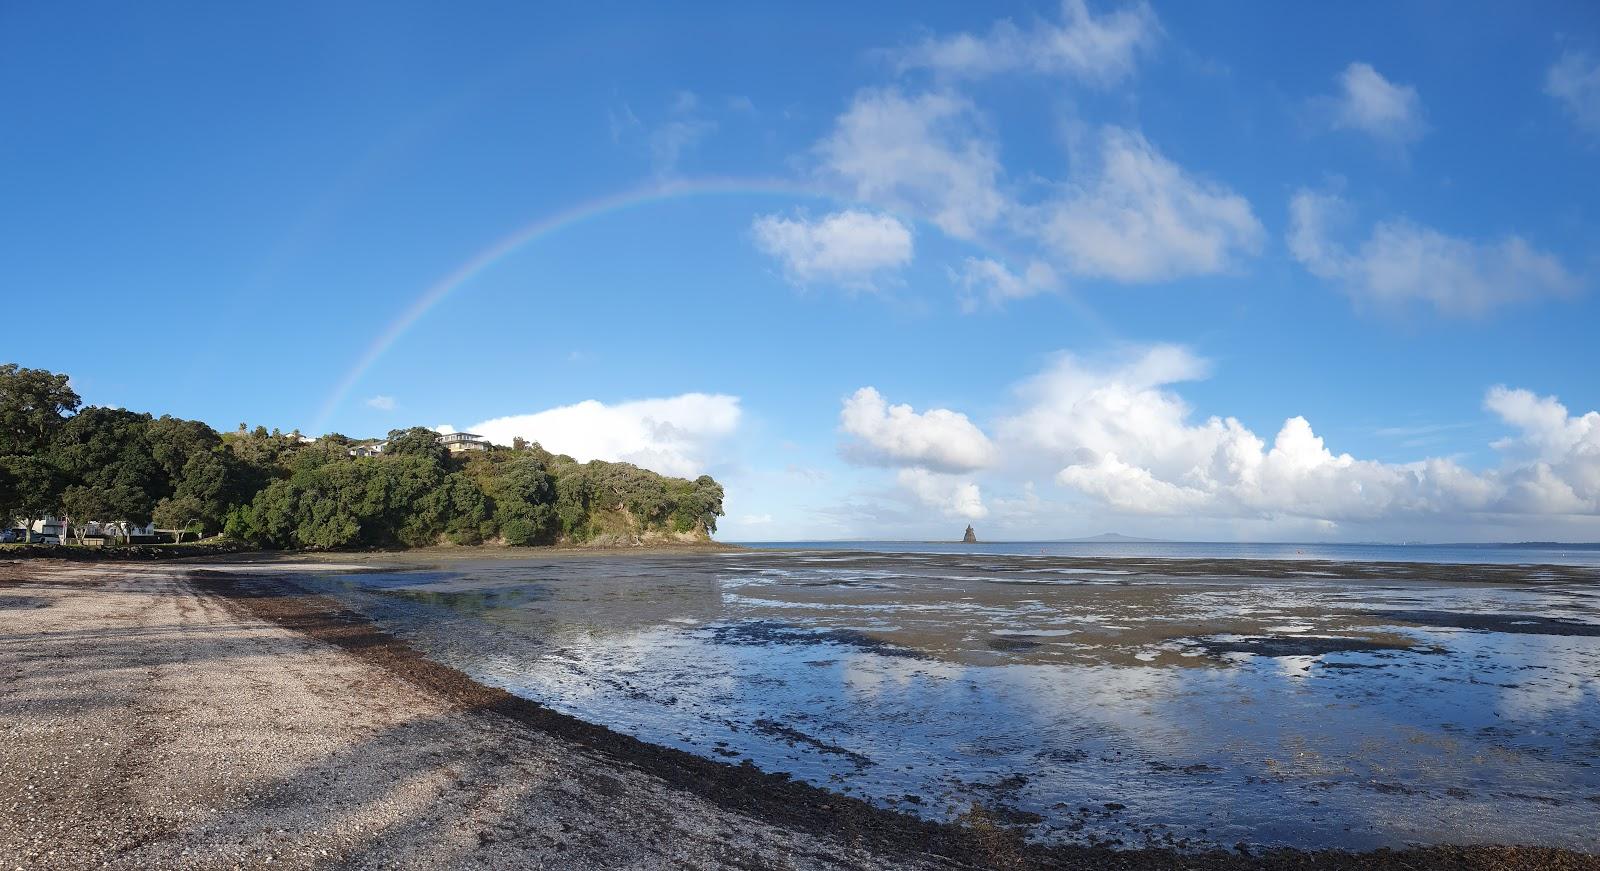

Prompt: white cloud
xmin=814 ymin=94 xmax=1264 ymax=288
xmin=839 ymin=387 xmax=996 ymax=473
xmin=994 ymin=344 xmax=1600 ymax=520
xmin=894 ymin=0 xmax=1159 ymax=85
xmin=651 ymin=118 xmax=715 ymax=175
xmin=1032 ymin=127 xmax=1263 ymax=281
xmin=897 ymin=468 xmax=988 ymax=520
xmin=468 ymin=394 xmax=741 ymax=478
xmin=818 ymin=349 xmax=1600 ymax=538
xmin=751 ymin=210 xmax=914 ymax=288
xmin=607 ymin=102 xmax=642 ymax=144
xmin=1326 ymin=62 xmax=1426 ymax=148
xmin=612 ymin=91 xmax=717 ymax=175
xmin=1546 ymin=51 xmax=1600 ymax=137
xmin=364 ymin=395 xmax=396 ymax=411
xmin=817 ymin=88 xmax=1005 ymax=239
xmin=1288 ymin=188 xmax=1580 ymax=316
xmin=952 ymin=257 xmax=1059 ymax=310
xmin=1483 ymin=386 xmax=1600 ymax=514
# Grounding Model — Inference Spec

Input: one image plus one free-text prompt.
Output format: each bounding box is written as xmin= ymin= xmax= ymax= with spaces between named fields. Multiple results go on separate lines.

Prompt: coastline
xmin=3 ymin=559 xmax=1595 ymax=869
xmin=0 ymin=538 xmax=742 ymax=564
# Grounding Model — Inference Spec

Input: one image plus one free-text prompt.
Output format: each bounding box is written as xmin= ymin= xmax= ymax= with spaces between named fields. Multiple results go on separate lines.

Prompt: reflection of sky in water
xmin=292 ymin=552 xmax=1600 ymax=852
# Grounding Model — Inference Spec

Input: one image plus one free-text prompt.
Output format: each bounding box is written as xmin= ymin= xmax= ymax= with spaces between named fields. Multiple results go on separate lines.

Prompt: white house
xmin=24 ymin=516 xmax=68 ymax=542
xmin=437 ymin=432 xmax=488 ymax=453
xmin=77 ymin=520 xmax=156 ymax=541
xmin=344 ymin=432 xmax=489 ymax=457
xmin=348 ymin=441 xmax=387 ymax=458
xmin=18 ymin=512 xmax=68 ymax=541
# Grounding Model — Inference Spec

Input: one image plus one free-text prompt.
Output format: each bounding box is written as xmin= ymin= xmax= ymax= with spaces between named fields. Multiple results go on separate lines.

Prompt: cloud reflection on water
xmin=292 ymin=551 xmax=1600 ymax=852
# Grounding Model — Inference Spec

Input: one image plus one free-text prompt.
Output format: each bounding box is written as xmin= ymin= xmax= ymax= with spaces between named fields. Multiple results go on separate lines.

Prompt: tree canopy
xmin=1 ymin=362 xmax=724 ymax=548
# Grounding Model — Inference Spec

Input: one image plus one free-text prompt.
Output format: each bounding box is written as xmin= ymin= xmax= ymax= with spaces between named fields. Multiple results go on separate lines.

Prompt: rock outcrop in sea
xmin=962 ymin=525 xmax=977 ymax=543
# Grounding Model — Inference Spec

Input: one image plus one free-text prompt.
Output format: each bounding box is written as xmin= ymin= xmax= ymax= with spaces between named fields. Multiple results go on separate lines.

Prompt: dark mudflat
xmin=192 ymin=568 xmax=1600 ymax=871
xmin=1370 ymin=609 xmax=1600 ymax=637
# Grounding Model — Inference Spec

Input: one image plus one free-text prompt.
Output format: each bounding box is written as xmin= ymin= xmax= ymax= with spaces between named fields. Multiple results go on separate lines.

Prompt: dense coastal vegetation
xmin=0 ymin=364 xmax=723 ymax=548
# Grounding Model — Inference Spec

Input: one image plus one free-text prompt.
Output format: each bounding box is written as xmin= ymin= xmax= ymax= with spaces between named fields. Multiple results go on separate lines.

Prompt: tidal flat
xmin=278 ymin=548 xmax=1600 ymax=854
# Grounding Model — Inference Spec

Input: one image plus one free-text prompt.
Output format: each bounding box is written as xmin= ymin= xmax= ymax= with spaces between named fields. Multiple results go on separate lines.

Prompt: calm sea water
xmin=738 ymin=539 xmax=1600 ymax=567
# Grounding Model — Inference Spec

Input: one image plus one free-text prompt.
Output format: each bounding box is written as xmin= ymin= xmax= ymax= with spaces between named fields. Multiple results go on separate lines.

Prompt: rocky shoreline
xmin=1 ymin=560 xmax=1596 ymax=869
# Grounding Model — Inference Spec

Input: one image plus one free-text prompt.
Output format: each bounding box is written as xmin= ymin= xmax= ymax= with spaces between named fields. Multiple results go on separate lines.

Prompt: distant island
xmin=961 ymin=524 xmax=977 ymax=543
xmin=1063 ymin=532 xmax=1169 ymax=543
xmin=0 ymin=363 xmax=723 ymax=550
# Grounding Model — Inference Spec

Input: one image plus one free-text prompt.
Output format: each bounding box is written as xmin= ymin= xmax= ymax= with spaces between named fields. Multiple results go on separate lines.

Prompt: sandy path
xmin=0 ymin=564 xmax=948 ymax=870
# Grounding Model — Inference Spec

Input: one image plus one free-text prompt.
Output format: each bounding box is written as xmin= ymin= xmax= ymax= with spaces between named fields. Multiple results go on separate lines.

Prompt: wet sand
xmin=274 ymin=549 xmax=1600 ymax=852
xmin=2 ymin=557 xmax=1597 ymax=869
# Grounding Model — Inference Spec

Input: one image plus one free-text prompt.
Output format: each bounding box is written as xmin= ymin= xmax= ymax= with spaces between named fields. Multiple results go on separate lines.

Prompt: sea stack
xmin=962 ymin=524 xmax=977 ymax=543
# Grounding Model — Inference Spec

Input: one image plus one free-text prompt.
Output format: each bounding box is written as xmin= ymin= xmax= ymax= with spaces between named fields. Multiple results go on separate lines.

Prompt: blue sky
xmin=4 ymin=1 xmax=1598 ymax=541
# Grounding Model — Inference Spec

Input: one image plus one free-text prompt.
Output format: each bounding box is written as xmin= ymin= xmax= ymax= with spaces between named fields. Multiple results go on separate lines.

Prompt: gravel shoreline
xmin=2 ymin=560 xmax=1596 ymax=870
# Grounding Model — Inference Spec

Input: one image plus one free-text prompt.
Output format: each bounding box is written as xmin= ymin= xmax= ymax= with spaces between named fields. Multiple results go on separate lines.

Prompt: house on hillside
xmin=438 ymin=432 xmax=489 ymax=453
xmin=348 ymin=441 xmax=387 ymax=458
xmin=344 ymin=432 xmax=489 ymax=457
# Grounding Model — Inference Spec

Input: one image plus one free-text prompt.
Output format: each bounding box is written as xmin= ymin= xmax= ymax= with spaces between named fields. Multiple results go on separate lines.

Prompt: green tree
xmin=493 ymin=459 xmax=559 ymax=545
xmin=0 ymin=360 xmax=726 ymax=551
xmin=221 ymin=426 xmax=302 ymax=493
xmin=423 ymin=472 xmax=493 ymax=545
xmin=160 ymin=450 xmax=244 ymax=534
xmin=62 ymin=482 xmax=154 ymax=537
xmin=152 ymin=494 xmax=208 ymax=540
xmin=688 ymin=474 xmax=725 ymax=533
xmin=237 ymin=454 xmax=446 ymax=549
xmin=145 ymin=415 xmax=222 ymax=480
xmin=48 ymin=407 xmax=165 ymax=529
xmin=384 ymin=427 xmax=446 ymax=464
xmin=554 ymin=467 xmax=595 ymax=540
xmin=0 ymin=454 xmax=60 ymax=533
xmin=0 ymin=364 xmax=80 ymax=456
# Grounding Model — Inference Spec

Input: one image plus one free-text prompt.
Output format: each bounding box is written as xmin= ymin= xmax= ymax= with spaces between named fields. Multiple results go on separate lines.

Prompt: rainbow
xmin=311 ymin=176 xmax=1112 ymax=433
xmin=310 ymin=176 xmax=827 ymax=432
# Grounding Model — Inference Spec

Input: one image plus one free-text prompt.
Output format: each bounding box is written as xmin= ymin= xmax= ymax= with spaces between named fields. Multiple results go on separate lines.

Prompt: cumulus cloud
xmin=467 ymin=394 xmax=740 ymax=478
xmin=897 ymin=468 xmax=988 ymax=519
xmin=817 ymin=89 xmax=1005 ymax=239
xmin=1546 ymin=51 xmax=1600 ymax=137
xmin=952 ymin=257 xmax=1059 ymax=310
xmin=827 ymin=348 xmax=1600 ymax=535
xmin=1288 ymin=188 xmax=1579 ymax=316
xmin=1032 ymin=127 xmax=1264 ymax=281
xmin=1483 ymin=386 xmax=1600 ymax=514
xmin=364 ymin=395 xmax=396 ymax=411
xmin=894 ymin=0 xmax=1159 ymax=85
xmin=751 ymin=210 xmax=913 ymax=288
xmin=1325 ymin=62 xmax=1426 ymax=149
xmin=840 ymin=387 xmax=996 ymax=473
xmin=994 ymin=344 xmax=1600 ymax=520
xmin=813 ymin=94 xmax=1265 ymax=287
